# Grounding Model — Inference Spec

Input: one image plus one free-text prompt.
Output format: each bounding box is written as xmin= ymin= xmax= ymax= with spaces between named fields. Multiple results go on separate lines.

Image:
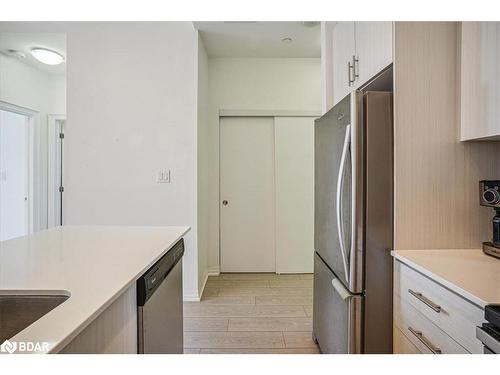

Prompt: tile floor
xmin=183 ymin=273 xmax=319 ymax=354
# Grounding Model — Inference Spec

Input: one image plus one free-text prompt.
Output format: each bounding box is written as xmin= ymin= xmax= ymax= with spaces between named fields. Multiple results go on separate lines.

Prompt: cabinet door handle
xmin=352 ymin=55 xmax=359 ymax=80
xmin=348 ymin=61 xmax=354 ymax=86
xmin=408 ymin=327 xmax=442 ymax=354
xmin=408 ymin=289 xmax=442 ymax=313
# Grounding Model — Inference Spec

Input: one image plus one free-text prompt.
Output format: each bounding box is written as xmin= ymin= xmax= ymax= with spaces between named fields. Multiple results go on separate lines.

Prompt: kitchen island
xmin=0 ymin=226 xmax=190 ymax=354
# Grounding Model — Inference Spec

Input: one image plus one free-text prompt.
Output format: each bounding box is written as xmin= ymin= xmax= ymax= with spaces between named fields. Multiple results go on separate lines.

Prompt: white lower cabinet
xmin=394 ymin=326 xmax=422 ymax=354
xmin=395 ymin=294 xmax=468 ymax=354
xmin=393 ymin=260 xmax=484 ymax=354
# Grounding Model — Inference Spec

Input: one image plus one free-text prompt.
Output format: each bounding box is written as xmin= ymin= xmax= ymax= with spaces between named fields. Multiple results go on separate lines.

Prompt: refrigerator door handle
xmin=336 ymin=124 xmax=351 ymax=283
xmin=331 ymin=277 xmax=357 ymax=301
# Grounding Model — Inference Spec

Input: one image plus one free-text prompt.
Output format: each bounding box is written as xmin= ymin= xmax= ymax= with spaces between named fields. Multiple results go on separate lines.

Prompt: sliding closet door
xmin=219 ymin=116 xmax=275 ymax=272
xmin=274 ymin=117 xmax=315 ymax=273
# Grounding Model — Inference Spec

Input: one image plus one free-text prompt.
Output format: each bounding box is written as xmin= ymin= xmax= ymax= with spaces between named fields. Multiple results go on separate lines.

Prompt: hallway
xmin=183 ymin=273 xmax=319 ymax=354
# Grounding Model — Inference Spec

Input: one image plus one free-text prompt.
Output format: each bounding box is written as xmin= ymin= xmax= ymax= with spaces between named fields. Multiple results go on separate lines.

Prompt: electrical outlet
xmin=157 ymin=169 xmax=171 ymax=183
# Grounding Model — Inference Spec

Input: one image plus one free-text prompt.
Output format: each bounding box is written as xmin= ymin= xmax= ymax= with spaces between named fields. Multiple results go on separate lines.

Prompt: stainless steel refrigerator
xmin=313 ymin=81 xmax=393 ymax=353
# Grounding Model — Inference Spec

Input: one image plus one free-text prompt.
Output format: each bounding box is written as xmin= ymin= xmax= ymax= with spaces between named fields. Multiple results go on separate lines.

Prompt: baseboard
xmin=194 ymin=266 xmax=220 ymax=302
xmin=199 ymin=270 xmax=209 ymax=299
xmin=207 ymin=266 xmax=220 ymax=276
xmin=183 ymin=266 xmax=220 ymax=302
xmin=183 ymin=277 xmax=206 ymax=302
xmin=183 ymin=294 xmax=201 ymax=302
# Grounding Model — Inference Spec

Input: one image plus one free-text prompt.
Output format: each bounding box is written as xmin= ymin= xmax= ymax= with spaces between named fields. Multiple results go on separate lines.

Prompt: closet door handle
xmin=408 ymin=327 xmax=442 ymax=354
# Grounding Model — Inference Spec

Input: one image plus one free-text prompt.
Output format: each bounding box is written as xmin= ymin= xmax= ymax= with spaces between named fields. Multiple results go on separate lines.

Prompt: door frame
xmin=0 ymin=101 xmax=38 ymax=236
xmin=219 ymin=109 xmax=321 ymax=117
xmin=47 ymin=114 xmax=66 ymax=227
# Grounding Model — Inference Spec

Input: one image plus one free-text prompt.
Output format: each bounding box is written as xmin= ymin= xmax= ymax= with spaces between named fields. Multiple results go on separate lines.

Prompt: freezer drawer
xmin=313 ymin=253 xmax=362 ymax=353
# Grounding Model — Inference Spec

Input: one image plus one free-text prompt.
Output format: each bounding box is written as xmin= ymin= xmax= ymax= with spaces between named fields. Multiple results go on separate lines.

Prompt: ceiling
xmin=0 ymin=32 xmax=66 ymax=76
xmin=194 ymin=22 xmax=321 ymax=58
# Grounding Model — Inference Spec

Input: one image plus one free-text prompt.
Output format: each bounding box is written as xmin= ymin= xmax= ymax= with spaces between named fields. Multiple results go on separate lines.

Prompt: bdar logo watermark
xmin=0 ymin=340 xmax=17 ymax=354
xmin=1 ymin=339 xmax=49 ymax=354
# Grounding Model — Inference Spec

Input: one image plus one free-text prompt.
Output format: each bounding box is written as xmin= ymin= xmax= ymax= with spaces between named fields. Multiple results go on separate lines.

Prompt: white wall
xmin=65 ymin=23 xmax=199 ymax=300
xmin=47 ymin=75 xmax=66 ymax=114
xmin=0 ymin=53 xmax=66 ymax=232
xmin=0 ymin=22 xmax=200 ymax=300
xmin=207 ymin=57 xmax=321 ymax=272
xmin=197 ymin=34 xmax=210 ymax=294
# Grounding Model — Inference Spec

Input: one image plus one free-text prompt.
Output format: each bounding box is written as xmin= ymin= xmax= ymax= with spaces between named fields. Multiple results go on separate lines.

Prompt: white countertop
xmin=0 ymin=225 xmax=190 ymax=353
xmin=392 ymin=249 xmax=500 ymax=308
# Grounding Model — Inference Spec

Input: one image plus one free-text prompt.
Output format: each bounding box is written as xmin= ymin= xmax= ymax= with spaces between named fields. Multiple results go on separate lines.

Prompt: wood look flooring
xmin=183 ymin=273 xmax=318 ymax=354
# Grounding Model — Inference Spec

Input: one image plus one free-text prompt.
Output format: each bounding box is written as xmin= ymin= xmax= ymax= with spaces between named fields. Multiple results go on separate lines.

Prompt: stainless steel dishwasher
xmin=137 ymin=239 xmax=184 ymax=354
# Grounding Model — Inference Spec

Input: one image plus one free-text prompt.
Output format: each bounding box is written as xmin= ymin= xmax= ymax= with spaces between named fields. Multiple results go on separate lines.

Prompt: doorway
xmin=0 ymin=108 xmax=31 ymax=241
xmin=219 ymin=116 xmax=276 ymax=272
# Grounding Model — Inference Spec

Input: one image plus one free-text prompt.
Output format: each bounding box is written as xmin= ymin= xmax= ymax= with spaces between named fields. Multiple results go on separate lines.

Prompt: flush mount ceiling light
xmin=281 ymin=37 xmax=293 ymax=44
xmin=31 ymin=48 xmax=64 ymax=65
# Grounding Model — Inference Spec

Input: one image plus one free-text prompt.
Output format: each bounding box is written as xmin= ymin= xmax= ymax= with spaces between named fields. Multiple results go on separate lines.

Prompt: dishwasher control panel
xmin=137 ymin=239 xmax=184 ymax=306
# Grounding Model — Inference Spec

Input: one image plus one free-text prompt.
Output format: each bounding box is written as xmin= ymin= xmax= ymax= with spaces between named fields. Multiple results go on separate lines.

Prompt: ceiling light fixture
xmin=31 ymin=48 xmax=64 ymax=65
xmin=281 ymin=37 xmax=293 ymax=44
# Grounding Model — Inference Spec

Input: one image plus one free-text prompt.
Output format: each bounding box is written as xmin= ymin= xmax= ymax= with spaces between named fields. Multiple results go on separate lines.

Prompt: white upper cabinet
xmin=355 ymin=22 xmax=393 ymax=87
xmin=331 ymin=22 xmax=393 ymax=106
xmin=332 ymin=22 xmax=356 ymax=105
xmin=460 ymin=22 xmax=500 ymax=141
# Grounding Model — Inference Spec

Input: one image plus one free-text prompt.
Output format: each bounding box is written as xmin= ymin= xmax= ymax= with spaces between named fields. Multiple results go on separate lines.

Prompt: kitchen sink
xmin=0 ymin=294 xmax=69 ymax=342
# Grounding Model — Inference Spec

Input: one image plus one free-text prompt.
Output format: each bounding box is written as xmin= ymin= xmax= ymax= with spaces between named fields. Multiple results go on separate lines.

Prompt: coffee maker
xmin=479 ymin=180 xmax=500 ymax=259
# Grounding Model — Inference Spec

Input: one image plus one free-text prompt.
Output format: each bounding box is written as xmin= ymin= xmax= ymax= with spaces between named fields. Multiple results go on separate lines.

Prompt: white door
xmin=0 ymin=110 xmax=29 ymax=241
xmin=274 ymin=117 xmax=315 ymax=273
xmin=333 ymin=21 xmax=356 ymax=105
xmin=355 ymin=22 xmax=393 ymax=87
xmin=220 ymin=117 xmax=275 ymax=272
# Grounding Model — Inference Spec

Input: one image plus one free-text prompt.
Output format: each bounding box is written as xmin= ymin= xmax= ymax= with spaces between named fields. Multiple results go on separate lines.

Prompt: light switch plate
xmin=157 ymin=169 xmax=171 ymax=183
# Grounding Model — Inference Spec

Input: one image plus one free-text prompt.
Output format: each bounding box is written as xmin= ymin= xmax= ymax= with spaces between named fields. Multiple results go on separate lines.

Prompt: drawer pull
xmin=408 ymin=327 xmax=442 ymax=354
xmin=408 ymin=289 xmax=441 ymax=313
